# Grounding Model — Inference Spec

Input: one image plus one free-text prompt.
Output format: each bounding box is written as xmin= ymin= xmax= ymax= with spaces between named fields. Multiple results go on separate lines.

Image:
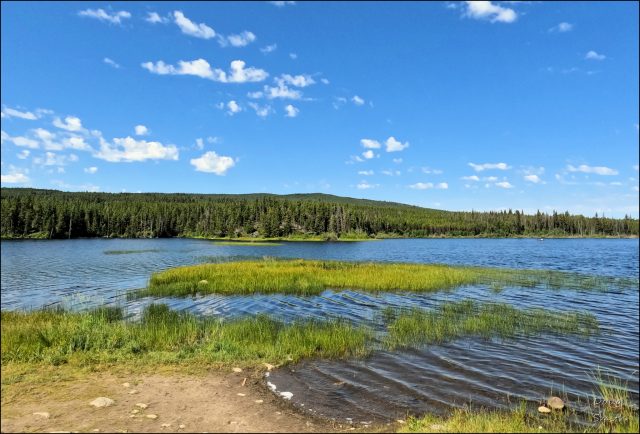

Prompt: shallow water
xmin=1 ymin=237 xmax=638 ymax=422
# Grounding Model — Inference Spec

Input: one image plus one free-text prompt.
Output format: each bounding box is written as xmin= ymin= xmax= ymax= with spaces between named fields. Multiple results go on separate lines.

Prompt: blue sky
xmin=1 ymin=1 xmax=638 ymax=217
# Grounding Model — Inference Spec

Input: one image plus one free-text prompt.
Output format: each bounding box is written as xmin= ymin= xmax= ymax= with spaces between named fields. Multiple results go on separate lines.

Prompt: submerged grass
xmin=383 ymin=300 xmax=599 ymax=348
xmin=132 ymin=258 xmax=638 ymax=298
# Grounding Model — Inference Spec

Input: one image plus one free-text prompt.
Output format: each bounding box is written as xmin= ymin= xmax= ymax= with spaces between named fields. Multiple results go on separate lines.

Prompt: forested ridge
xmin=1 ymin=188 xmax=637 ymax=239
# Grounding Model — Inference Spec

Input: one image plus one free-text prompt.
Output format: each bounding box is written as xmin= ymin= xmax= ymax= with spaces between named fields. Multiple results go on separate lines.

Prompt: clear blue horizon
xmin=1 ymin=1 xmax=638 ymax=217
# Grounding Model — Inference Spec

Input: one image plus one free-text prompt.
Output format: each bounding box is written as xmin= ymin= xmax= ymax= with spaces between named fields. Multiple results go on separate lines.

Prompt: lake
xmin=1 ymin=238 xmax=638 ymax=423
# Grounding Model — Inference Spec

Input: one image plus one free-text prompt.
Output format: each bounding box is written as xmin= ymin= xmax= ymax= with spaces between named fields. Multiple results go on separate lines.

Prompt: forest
xmin=1 ymin=188 xmax=638 ymax=239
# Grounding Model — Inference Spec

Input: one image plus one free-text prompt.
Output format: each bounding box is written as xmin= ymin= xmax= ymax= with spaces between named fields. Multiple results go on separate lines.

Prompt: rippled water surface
xmin=2 ymin=238 xmax=638 ymax=422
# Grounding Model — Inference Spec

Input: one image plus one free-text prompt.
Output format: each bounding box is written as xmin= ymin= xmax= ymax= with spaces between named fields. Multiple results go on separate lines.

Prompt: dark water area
xmin=1 ymin=238 xmax=638 ymax=423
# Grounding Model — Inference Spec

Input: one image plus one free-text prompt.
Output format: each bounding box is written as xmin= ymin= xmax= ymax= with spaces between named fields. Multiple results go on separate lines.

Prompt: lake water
xmin=1 ymin=238 xmax=638 ymax=423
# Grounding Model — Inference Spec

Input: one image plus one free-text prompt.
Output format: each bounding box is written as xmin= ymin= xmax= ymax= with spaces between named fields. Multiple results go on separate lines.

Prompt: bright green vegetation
xmin=1 ymin=304 xmax=371 ymax=367
xmin=213 ymin=241 xmax=283 ymax=246
xmin=383 ymin=300 xmax=599 ymax=348
xmin=2 ymin=188 xmax=637 ymax=239
xmin=103 ymin=249 xmax=163 ymax=255
xmin=133 ymin=258 xmax=637 ymax=298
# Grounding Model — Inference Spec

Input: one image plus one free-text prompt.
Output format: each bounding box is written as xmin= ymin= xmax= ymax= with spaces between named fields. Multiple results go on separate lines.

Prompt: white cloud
xmin=385 ymin=136 xmax=409 ymax=152
xmin=64 ymin=136 xmax=90 ymax=150
xmin=78 ymin=8 xmax=131 ymax=25
xmin=222 ymin=31 xmax=257 ymax=47
xmin=321 ymin=78 xmax=330 ymax=85
xmin=289 ymin=53 xmax=298 ymax=59
xmin=53 ymin=116 xmax=83 ymax=132
xmin=173 ymin=11 xmax=215 ymax=39
xmin=195 ymin=138 xmax=205 ymax=150
xmin=142 ymin=58 xmax=268 ymax=83
xmin=567 ymin=164 xmax=618 ymax=176
xmin=270 ymin=1 xmax=296 ymax=6
xmin=495 ymin=181 xmax=514 ymax=189
xmin=356 ymin=180 xmax=378 ymax=190
xmin=134 ymin=125 xmax=149 ymax=136
xmin=585 ymin=50 xmax=606 ymax=61
xmin=103 ymin=57 xmax=120 ymax=68
xmin=462 ymin=175 xmax=480 ymax=181
xmin=1 ymin=106 xmax=38 ymax=120
xmin=279 ymin=74 xmax=315 ymax=87
xmin=262 ymin=82 xmax=302 ymax=100
xmin=351 ymin=95 xmax=365 ymax=106
xmin=247 ymin=102 xmax=273 ymax=118
xmin=381 ymin=170 xmax=401 ymax=176
xmin=409 ymin=182 xmax=448 ymax=190
xmin=360 ymin=139 xmax=381 ymax=149
xmin=549 ymin=22 xmax=573 ymax=32
xmin=358 ymin=170 xmax=374 ymax=176
xmin=284 ymin=104 xmax=299 ymax=118
xmin=260 ymin=44 xmax=277 ymax=54
xmin=227 ymin=100 xmax=242 ymax=115
xmin=190 ymin=151 xmax=235 ymax=175
xmin=17 ymin=150 xmax=30 ymax=159
xmin=96 ymin=136 xmax=179 ymax=162
xmin=145 ymin=12 xmax=168 ymax=24
xmin=422 ymin=167 xmax=443 ymax=174
xmin=1 ymin=165 xmax=29 ymax=184
xmin=33 ymin=151 xmax=78 ymax=167
xmin=1 ymin=131 xmax=39 ymax=148
xmin=524 ymin=174 xmax=542 ymax=183
xmin=468 ymin=162 xmax=510 ymax=171
xmin=463 ymin=1 xmax=517 ymax=23
xmin=84 ymin=166 xmax=98 ymax=174
xmin=362 ymin=150 xmax=375 ymax=159
xmin=393 ymin=158 xmax=403 ymax=164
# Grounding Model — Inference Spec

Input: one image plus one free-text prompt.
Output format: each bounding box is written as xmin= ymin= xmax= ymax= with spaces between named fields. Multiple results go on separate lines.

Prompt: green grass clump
xmin=133 ymin=258 xmax=637 ymax=298
xmin=213 ymin=241 xmax=282 ymax=246
xmin=1 ymin=304 xmax=371 ymax=367
xmin=104 ymin=249 xmax=163 ymax=255
xmin=384 ymin=300 xmax=599 ymax=348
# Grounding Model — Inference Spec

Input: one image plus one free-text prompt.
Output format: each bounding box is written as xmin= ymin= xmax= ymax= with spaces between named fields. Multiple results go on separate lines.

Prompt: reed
xmin=132 ymin=258 xmax=637 ymax=298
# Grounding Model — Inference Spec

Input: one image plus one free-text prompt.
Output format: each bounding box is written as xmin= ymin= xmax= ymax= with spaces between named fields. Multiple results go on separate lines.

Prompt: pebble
xmin=538 ymin=405 xmax=551 ymax=414
xmin=179 ymin=424 xmax=186 ymax=429
xmin=548 ymin=396 xmax=565 ymax=410
xmin=232 ymin=367 xmax=243 ymax=373
xmin=146 ymin=414 xmax=158 ymax=420
xmin=279 ymin=391 xmax=293 ymax=400
xmin=255 ymin=400 xmax=263 ymax=404
xmin=33 ymin=412 xmax=50 ymax=419
xmin=121 ymin=383 xmax=130 ymax=388
xmin=135 ymin=403 xmax=148 ymax=409
xmin=128 ymin=390 xmax=138 ymax=395
xmin=131 ymin=409 xmax=140 ymax=414
xmin=89 ymin=397 xmax=114 ymax=408
xmin=237 ymin=393 xmax=246 ymax=397
xmin=161 ymin=423 xmax=171 ymax=428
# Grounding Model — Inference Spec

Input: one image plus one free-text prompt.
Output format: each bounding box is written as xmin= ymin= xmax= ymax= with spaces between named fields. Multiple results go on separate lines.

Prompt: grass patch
xmin=132 ymin=258 xmax=637 ymax=298
xmin=382 ymin=300 xmax=599 ymax=349
xmin=213 ymin=241 xmax=283 ymax=246
xmin=104 ymin=249 xmax=163 ymax=255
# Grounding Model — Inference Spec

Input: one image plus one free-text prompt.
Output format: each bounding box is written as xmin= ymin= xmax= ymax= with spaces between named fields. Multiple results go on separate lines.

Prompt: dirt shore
xmin=1 ymin=367 xmax=384 ymax=433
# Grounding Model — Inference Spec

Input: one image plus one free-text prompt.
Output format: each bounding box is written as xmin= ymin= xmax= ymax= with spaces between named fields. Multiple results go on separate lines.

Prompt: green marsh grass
xmin=132 ymin=258 xmax=637 ymax=298
xmin=104 ymin=249 xmax=163 ymax=255
xmin=213 ymin=241 xmax=283 ymax=246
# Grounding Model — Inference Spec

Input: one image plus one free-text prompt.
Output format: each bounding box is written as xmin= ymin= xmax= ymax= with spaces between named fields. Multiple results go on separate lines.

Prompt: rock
xmin=232 ymin=367 xmax=242 ymax=373
xmin=279 ymin=391 xmax=293 ymax=400
xmin=146 ymin=414 xmax=158 ymax=420
xmin=121 ymin=382 xmax=130 ymax=388
xmin=131 ymin=409 xmax=140 ymax=414
xmin=548 ymin=396 xmax=565 ymax=410
xmin=179 ymin=424 xmax=186 ymax=429
xmin=396 ymin=419 xmax=405 ymax=424
xmin=128 ymin=390 xmax=138 ymax=395
xmin=237 ymin=393 xmax=246 ymax=397
xmin=90 ymin=397 xmax=114 ymax=408
xmin=135 ymin=403 xmax=148 ymax=409
xmin=255 ymin=400 xmax=263 ymax=404
xmin=161 ymin=423 xmax=171 ymax=428
xmin=33 ymin=412 xmax=50 ymax=419
xmin=538 ymin=406 xmax=551 ymax=414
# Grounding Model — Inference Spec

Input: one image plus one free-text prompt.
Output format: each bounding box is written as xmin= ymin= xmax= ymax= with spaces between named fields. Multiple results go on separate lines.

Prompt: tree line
xmin=1 ymin=188 xmax=637 ymax=239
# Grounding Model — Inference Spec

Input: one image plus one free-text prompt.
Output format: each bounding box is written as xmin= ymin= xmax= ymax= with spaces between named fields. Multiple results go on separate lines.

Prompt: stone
xmin=146 ymin=414 xmax=158 ymax=420
xmin=131 ymin=409 xmax=140 ymax=414
xmin=121 ymin=383 xmax=130 ymax=388
xmin=33 ymin=412 xmax=50 ymax=419
xmin=128 ymin=390 xmax=138 ymax=395
xmin=538 ymin=406 xmax=551 ymax=414
xmin=89 ymin=397 xmax=114 ymax=408
xmin=161 ymin=423 xmax=171 ymax=428
xmin=547 ymin=396 xmax=565 ymax=410
xmin=279 ymin=391 xmax=293 ymax=400
xmin=237 ymin=393 xmax=246 ymax=397
xmin=255 ymin=400 xmax=263 ymax=404
xmin=179 ymin=424 xmax=186 ymax=429
xmin=135 ymin=403 xmax=148 ymax=409
xmin=232 ymin=367 xmax=242 ymax=373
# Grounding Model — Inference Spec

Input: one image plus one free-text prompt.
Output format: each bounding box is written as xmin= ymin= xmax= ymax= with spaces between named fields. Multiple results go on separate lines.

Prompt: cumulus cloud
xmin=135 ymin=125 xmax=149 ymax=136
xmin=190 ymin=151 xmax=235 ymax=175
xmin=284 ymin=104 xmax=299 ymax=118
xmin=227 ymin=100 xmax=242 ymax=115
xmin=358 ymin=170 xmax=374 ymax=176
xmin=146 ymin=12 xmax=168 ymax=24
xmin=141 ymin=58 xmax=268 ymax=83
xmin=421 ymin=167 xmax=443 ymax=174
xmin=463 ymin=1 xmax=517 ymax=23
xmin=96 ymin=136 xmax=179 ymax=162
xmin=173 ymin=11 xmax=215 ymax=39
xmin=17 ymin=150 xmax=30 ymax=159
xmin=220 ymin=31 xmax=256 ymax=47
xmin=53 ymin=116 xmax=83 ymax=132
xmin=585 ymin=50 xmax=606 ymax=61
xmin=356 ymin=180 xmax=378 ymax=190
xmin=567 ymin=164 xmax=618 ymax=175
xmin=260 ymin=44 xmax=277 ymax=54
xmin=549 ymin=22 xmax=573 ymax=32
xmin=84 ymin=166 xmax=98 ymax=174
xmin=247 ymin=102 xmax=273 ymax=118
xmin=362 ymin=150 xmax=375 ymax=159
xmin=279 ymin=74 xmax=315 ymax=87
xmin=385 ymin=136 xmax=409 ymax=152
xmin=103 ymin=57 xmax=120 ymax=69
xmin=78 ymin=8 xmax=131 ymax=24
xmin=1 ymin=130 xmax=39 ymax=148
xmin=33 ymin=151 xmax=78 ymax=167
xmin=468 ymin=162 xmax=510 ymax=171
xmin=261 ymin=82 xmax=302 ymax=100
xmin=524 ymin=174 xmax=542 ymax=183
xmin=360 ymin=139 xmax=381 ymax=149
xmin=393 ymin=158 xmax=403 ymax=164
xmin=461 ymin=175 xmax=480 ymax=181
xmin=351 ymin=95 xmax=365 ymax=106
xmin=270 ymin=1 xmax=296 ymax=6
xmin=1 ymin=106 xmax=38 ymax=120
xmin=409 ymin=182 xmax=448 ymax=190
xmin=1 ymin=165 xmax=30 ymax=184
xmin=495 ymin=181 xmax=514 ymax=189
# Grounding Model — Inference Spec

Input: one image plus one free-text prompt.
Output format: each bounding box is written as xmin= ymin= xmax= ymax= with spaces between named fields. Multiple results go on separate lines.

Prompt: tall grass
xmin=383 ymin=300 xmax=599 ymax=349
xmin=132 ymin=258 xmax=637 ymax=298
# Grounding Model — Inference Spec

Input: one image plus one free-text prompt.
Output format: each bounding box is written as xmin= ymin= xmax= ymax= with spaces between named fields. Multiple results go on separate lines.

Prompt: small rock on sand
xmin=232 ymin=367 xmax=242 ymax=373
xmin=279 ymin=391 xmax=293 ymax=400
xmin=538 ymin=406 xmax=551 ymax=414
xmin=548 ymin=396 xmax=565 ymax=410
xmin=33 ymin=411 xmax=50 ymax=419
xmin=135 ymin=403 xmax=148 ymax=409
xmin=121 ymin=383 xmax=130 ymax=388
xmin=179 ymin=424 xmax=186 ymax=429
xmin=237 ymin=393 xmax=246 ymax=397
xmin=255 ymin=400 xmax=264 ymax=404
xmin=90 ymin=397 xmax=114 ymax=408
xmin=128 ymin=390 xmax=138 ymax=395
xmin=146 ymin=414 xmax=158 ymax=420
xmin=161 ymin=423 xmax=171 ymax=428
